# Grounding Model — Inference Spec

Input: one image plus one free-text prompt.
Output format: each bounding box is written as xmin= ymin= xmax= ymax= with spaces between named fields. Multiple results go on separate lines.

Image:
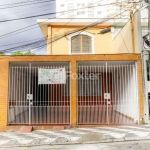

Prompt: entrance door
xmin=8 ymin=62 xmax=70 ymax=125
xmin=77 ymin=61 xmax=139 ymax=125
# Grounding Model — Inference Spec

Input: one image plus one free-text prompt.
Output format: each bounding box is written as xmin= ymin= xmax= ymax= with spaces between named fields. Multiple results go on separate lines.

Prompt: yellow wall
xmin=46 ymin=25 xmax=139 ymax=55
xmin=45 ymin=12 xmax=141 ymax=55
xmin=47 ymin=26 xmax=116 ymax=55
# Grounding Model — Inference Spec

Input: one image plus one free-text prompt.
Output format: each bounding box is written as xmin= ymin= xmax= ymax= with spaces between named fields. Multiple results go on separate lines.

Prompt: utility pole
xmin=145 ymin=0 xmax=150 ymax=37
xmin=148 ymin=1 xmax=150 ymax=46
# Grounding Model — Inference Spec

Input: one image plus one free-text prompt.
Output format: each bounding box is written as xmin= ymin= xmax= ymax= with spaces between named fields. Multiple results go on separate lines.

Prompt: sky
xmin=0 ymin=0 xmax=56 ymax=54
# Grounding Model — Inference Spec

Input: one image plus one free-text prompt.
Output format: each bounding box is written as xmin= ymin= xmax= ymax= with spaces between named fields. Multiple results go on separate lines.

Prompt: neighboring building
xmin=56 ymin=0 xmax=118 ymax=18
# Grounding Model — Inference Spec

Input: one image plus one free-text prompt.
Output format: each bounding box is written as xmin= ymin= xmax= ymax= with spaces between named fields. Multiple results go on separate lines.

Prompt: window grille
xmin=71 ymin=35 xmax=92 ymax=54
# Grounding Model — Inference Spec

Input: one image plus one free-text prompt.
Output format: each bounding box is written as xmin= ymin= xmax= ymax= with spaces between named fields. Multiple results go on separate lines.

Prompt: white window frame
xmin=60 ymin=4 xmax=64 ymax=7
xmin=68 ymin=32 xmax=94 ymax=54
xmin=88 ymin=11 xmax=94 ymax=17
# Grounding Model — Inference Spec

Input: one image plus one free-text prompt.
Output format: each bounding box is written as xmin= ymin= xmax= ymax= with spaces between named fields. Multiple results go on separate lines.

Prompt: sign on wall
xmin=38 ymin=68 xmax=66 ymax=84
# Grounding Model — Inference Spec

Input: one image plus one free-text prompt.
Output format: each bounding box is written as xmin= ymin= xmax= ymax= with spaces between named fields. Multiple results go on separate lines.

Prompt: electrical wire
xmin=0 ymin=0 xmax=141 ymax=53
xmin=0 ymin=0 xmax=115 ymax=39
xmin=0 ymin=0 xmax=55 ymax=6
xmin=0 ymin=9 xmax=129 ymax=53
xmin=0 ymin=1 xmax=138 ymax=23
xmin=0 ymin=3 xmax=56 ymax=19
xmin=0 ymin=0 xmax=55 ymax=9
xmin=31 ymin=2 xmax=141 ymax=54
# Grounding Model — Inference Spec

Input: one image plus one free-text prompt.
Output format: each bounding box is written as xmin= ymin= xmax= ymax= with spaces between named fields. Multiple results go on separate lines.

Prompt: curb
xmin=1 ymin=136 xmax=150 ymax=148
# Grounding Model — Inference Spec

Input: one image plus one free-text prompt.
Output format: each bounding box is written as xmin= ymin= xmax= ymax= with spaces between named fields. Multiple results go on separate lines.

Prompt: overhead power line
xmin=0 ymin=0 xmax=55 ymax=9
xmin=0 ymin=1 xmax=138 ymax=23
xmin=0 ymin=9 xmax=129 ymax=53
xmin=0 ymin=0 xmax=117 ymax=39
xmin=0 ymin=0 xmax=135 ymax=40
xmin=0 ymin=0 xmax=140 ymax=54
xmin=0 ymin=0 xmax=55 ymax=6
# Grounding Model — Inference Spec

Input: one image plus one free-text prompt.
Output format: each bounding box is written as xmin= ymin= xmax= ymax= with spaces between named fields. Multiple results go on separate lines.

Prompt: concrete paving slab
xmin=1 ymin=126 xmax=150 ymax=147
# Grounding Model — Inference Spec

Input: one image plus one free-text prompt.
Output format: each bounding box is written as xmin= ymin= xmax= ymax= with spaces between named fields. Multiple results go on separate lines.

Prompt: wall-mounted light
xmin=99 ymin=28 xmax=111 ymax=34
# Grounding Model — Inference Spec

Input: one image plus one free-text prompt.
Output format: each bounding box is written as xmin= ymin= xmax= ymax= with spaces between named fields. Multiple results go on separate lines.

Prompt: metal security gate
xmin=8 ymin=62 xmax=70 ymax=125
xmin=147 ymin=62 xmax=150 ymax=120
xmin=77 ymin=61 xmax=139 ymax=125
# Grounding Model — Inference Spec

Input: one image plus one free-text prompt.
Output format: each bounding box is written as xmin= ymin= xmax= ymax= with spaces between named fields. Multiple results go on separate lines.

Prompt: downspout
xmin=130 ymin=10 xmax=135 ymax=53
xmin=142 ymin=50 xmax=149 ymax=124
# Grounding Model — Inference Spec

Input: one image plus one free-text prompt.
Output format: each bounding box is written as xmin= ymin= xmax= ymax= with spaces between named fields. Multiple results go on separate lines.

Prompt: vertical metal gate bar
xmin=50 ymin=66 xmax=52 ymax=123
xmin=90 ymin=65 xmax=92 ymax=124
xmin=122 ymin=65 xmax=125 ymax=123
xmin=118 ymin=65 xmax=121 ymax=124
xmin=116 ymin=65 xmax=118 ymax=124
xmin=95 ymin=65 xmax=97 ymax=123
xmin=135 ymin=63 xmax=139 ymax=124
xmin=81 ymin=65 xmax=83 ymax=124
xmin=108 ymin=65 xmax=111 ymax=124
xmin=83 ymin=66 xmax=87 ymax=123
xmin=102 ymin=65 xmax=104 ymax=124
xmin=87 ymin=65 xmax=89 ymax=124
xmin=127 ymin=65 xmax=130 ymax=124
xmin=111 ymin=65 xmax=114 ymax=124
xmin=77 ymin=65 xmax=79 ymax=124
xmin=105 ymin=62 xmax=109 ymax=125
xmin=98 ymin=65 xmax=100 ymax=124
xmin=11 ymin=67 xmax=13 ymax=107
xmin=125 ymin=65 xmax=127 ymax=124
xmin=29 ymin=63 xmax=31 ymax=125
xmin=129 ymin=65 xmax=132 ymax=123
xmin=78 ymin=66 xmax=80 ymax=124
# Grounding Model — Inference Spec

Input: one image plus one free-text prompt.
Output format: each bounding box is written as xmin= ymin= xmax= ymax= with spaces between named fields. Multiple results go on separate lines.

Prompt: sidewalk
xmin=1 ymin=125 xmax=150 ymax=147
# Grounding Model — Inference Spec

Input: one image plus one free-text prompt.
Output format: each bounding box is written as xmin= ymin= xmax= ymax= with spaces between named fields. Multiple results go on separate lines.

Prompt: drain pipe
xmin=141 ymin=50 xmax=149 ymax=124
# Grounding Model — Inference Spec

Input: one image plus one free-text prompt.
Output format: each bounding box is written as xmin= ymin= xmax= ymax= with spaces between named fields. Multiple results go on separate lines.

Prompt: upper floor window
xmin=97 ymin=11 xmax=102 ymax=14
xmin=97 ymin=3 xmax=101 ymax=6
xmin=68 ymin=3 xmax=74 ymax=10
xmin=77 ymin=3 xmax=85 ymax=7
xmin=88 ymin=11 xmax=94 ymax=17
xmin=77 ymin=11 xmax=85 ymax=15
xmin=71 ymin=35 xmax=92 ymax=54
xmin=60 ymin=4 xmax=64 ymax=7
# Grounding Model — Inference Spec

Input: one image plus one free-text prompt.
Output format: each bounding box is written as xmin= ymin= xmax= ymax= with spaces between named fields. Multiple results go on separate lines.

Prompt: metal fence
xmin=77 ymin=62 xmax=139 ymax=125
xmin=8 ymin=62 xmax=70 ymax=125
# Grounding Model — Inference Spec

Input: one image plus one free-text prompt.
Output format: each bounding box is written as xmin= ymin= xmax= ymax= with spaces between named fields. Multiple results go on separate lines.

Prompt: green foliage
xmin=11 ymin=50 xmax=35 ymax=56
xmin=0 ymin=52 xmax=5 ymax=56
